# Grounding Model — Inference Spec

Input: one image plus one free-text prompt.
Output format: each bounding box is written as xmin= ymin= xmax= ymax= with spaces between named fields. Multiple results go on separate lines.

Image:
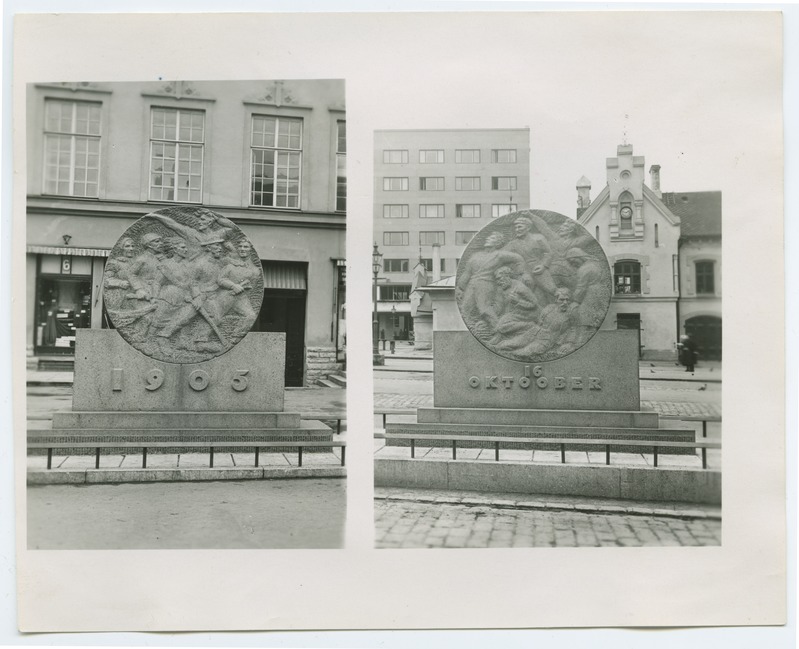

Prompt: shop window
xmin=380 ymin=285 xmax=411 ymax=301
xmin=35 ymin=256 xmax=93 ymax=354
xmin=43 ymin=99 xmax=102 ymax=197
xmin=250 ymin=114 xmax=301 ymax=208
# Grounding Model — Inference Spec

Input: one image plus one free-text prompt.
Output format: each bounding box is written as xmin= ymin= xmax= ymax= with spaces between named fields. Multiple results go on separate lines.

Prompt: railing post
xmin=337 ymin=419 xmax=342 ymax=435
xmin=47 ymin=448 xmax=52 ymax=470
xmin=411 ymin=438 xmax=415 ymax=459
xmin=210 ymin=446 xmax=214 ymax=468
xmin=142 ymin=447 xmax=147 ymax=469
xmin=702 ymin=420 xmax=707 ymax=438
xmin=560 ymin=443 xmax=566 ymax=464
xmin=95 ymin=447 xmax=100 ymax=469
xmin=605 ymin=444 xmax=610 ymax=466
xmin=495 ymin=441 xmax=500 ymax=462
xmin=383 ymin=413 xmax=387 ymax=427
xmin=298 ymin=446 xmax=303 ymax=467
xmin=653 ymin=446 xmax=659 ymax=468
xmin=452 ymin=440 xmax=457 ymax=460
xmin=702 ymin=447 xmax=707 ymax=469
xmin=341 ymin=445 xmax=346 ymax=467
xmin=255 ymin=446 xmax=260 ymax=467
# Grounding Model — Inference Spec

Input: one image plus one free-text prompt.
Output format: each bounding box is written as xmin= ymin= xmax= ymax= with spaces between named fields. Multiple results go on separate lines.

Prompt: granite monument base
xmin=385 ymin=330 xmax=694 ymax=455
xmin=36 ymin=330 xmax=334 ymax=455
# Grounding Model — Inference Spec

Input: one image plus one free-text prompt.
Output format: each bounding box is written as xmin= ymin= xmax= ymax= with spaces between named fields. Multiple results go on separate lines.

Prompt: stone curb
xmin=28 ymin=466 xmax=346 ymax=485
xmin=374 ymin=494 xmax=721 ymax=521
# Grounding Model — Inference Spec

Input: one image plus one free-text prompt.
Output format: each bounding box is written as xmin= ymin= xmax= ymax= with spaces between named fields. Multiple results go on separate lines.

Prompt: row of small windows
xmin=382 ymin=204 xmax=517 ymax=219
xmin=614 ymin=260 xmax=716 ymax=295
xmin=383 ymin=258 xmax=449 ymax=273
xmin=382 ymin=149 xmax=517 ymax=164
xmin=383 ymin=231 xmax=476 ymax=246
xmin=42 ymin=99 xmax=346 ymax=211
xmin=382 ymin=176 xmax=517 ymax=191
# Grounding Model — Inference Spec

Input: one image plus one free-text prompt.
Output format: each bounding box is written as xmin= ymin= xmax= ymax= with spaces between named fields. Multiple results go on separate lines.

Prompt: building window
xmin=455 ymin=231 xmax=477 ymax=245
xmin=419 ymin=204 xmax=444 ymax=219
xmin=335 ymin=121 xmax=346 ymax=212
xmin=654 ymin=223 xmax=659 ymax=247
xmin=383 ymin=204 xmax=409 ymax=218
xmin=250 ymin=115 xmax=301 ymax=208
xmin=456 ymin=204 xmax=481 ymax=219
xmin=380 ymin=285 xmax=411 ymax=301
xmin=455 ymin=176 xmax=480 ymax=191
xmin=43 ymin=99 xmax=102 ymax=197
xmin=491 ymin=176 xmax=517 ymax=191
xmin=149 ymin=107 xmax=205 ymax=203
xmin=491 ymin=149 xmax=517 ymax=163
xmin=419 ymin=149 xmax=444 ymax=163
xmin=455 ymin=149 xmax=480 ymax=163
xmin=383 ymin=149 xmax=408 ymax=164
xmin=384 ymin=259 xmax=409 ymax=273
xmin=419 ymin=177 xmax=444 ymax=191
xmin=419 ymin=231 xmax=445 ymax=246
xmin=614 ymin=261 xmax=642 ymax=294
xmin=420 ymin=258 xmax=446 ymax=272
xmin=383 ymin=232 xmax=409 ymax=246
xmin=492 ymin=203 xmax=517 ymax=217
xmin=695 ymin=261 xmax=715 ymax=294
xmin=383 ymin=177 xmax=409 ymax=191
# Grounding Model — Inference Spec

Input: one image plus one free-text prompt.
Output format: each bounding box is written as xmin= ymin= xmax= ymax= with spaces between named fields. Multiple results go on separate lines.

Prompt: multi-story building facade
xmin=577 ymin=144 xmax=722 ymax=360
xmin=373 ymin=128 xmax=530 ymax=340
xmin=25 ymin=79 xmax=346 ymax=386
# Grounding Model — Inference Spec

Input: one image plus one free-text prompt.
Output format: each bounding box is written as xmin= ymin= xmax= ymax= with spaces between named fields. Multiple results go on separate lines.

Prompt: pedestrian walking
xmin=677 ymin=334 xmax=698 ymax=372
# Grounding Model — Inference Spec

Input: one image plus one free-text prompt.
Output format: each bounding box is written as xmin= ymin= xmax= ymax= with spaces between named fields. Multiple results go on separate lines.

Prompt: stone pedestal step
xmin=385 ymin=422 xmax=695 ymax=454
xmin=417 ymin=407 xmax=660 ymax=429
xmin=52 ymin=410 xmax=302 ymax=429
xmin=327 ymin=373 xmax=347 ymax=387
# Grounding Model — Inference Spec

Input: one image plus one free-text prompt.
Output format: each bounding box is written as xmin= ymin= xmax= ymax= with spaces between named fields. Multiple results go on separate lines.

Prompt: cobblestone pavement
xmin=375 ymin=489 xmax=721 ymax=548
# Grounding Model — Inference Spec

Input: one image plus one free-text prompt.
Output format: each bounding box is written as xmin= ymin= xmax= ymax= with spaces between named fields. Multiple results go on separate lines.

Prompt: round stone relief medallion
xmin=103 ymin=206 xmax=264 ymax=364
xmin=455 ymin=209 xmax=612 ymax=363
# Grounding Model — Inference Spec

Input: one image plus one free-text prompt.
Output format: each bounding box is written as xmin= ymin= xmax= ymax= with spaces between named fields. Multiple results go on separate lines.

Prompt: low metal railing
xmin=384 ymin=433 xmax=720 ymax=469
xmin=28 ymin=440 xmax=346 ymax=470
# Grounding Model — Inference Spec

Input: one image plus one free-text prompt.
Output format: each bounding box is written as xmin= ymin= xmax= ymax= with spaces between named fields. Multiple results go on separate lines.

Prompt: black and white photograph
xmin=24 ymin=79 xmax=348 ymax=549
xmin=4 ymin=7 xmax=790 ymax=640
xmin=372 ymin=130 xmax=722 ymax=549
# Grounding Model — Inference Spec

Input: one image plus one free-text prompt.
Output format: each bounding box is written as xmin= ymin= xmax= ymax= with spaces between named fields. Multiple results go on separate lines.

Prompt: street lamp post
xmin=372 ymin=243 xmax=384 ymax=366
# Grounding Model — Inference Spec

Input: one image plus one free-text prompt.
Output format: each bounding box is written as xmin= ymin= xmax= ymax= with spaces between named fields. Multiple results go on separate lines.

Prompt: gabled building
xmin=577 ymin=144 xmax=721 ymax=361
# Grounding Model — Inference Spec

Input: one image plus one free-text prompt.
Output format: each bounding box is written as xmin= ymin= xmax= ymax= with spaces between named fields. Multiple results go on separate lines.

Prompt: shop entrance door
xmin=35 ymin=276 xmax=93 ymax=355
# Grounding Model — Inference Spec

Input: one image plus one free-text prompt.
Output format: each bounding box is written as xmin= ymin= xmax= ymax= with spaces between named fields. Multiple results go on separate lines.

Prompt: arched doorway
xmin=685 ymin=316 xmax=722 ymax=361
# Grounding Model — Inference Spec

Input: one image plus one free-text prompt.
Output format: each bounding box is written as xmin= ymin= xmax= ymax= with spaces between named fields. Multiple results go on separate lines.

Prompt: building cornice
xmin=26 ymin=197 xmax=346 ymax=230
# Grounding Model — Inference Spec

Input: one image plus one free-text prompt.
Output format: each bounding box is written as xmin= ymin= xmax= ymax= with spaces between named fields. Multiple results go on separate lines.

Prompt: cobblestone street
xmin=375 ymin=489 xmax=721 ymax=548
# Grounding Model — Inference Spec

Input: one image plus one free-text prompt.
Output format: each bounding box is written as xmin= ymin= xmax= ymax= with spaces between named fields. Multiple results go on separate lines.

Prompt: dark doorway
xmin=255 ymin=289 xmax=307 ymax=387
xmin=617 ymin=312 xmax=642 ymax=359
xmin=685 ymin=316 xmax=722 ymax=361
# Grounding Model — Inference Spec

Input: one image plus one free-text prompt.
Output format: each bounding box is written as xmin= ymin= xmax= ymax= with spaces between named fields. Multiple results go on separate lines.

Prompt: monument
xmin=35 ymin=207 xmax=335 ymax=477
xmin=383 ymin=210 xmax=695 ymax=459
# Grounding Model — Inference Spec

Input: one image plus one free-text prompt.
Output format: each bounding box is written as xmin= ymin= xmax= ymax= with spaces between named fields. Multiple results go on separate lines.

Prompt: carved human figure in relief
xmin=491 ymin=265 xmax=541 ymax=345
xmin=103 ymin=237 xmax=136 ymax=310
xmin=547 ymin=219 xmax=594 ymax=291
xmin=214 ymin=238 xmax=261 ymax=325
xmin=566 ymin=247 xmax=607 ymax=341
xmin=502 ymin=215 xmax=559 ymax=303
xmin=151 ymin=209 xmax=237 ymax=253
xmin=455 ymin=231 xmax=525 ymax=336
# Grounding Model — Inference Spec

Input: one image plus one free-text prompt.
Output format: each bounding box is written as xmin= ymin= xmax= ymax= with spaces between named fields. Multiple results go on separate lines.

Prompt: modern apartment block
xmin=25 ymin=79 xmax=346 ymax=386
xmin=373 ymin=128 xmax=530 ymax=340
